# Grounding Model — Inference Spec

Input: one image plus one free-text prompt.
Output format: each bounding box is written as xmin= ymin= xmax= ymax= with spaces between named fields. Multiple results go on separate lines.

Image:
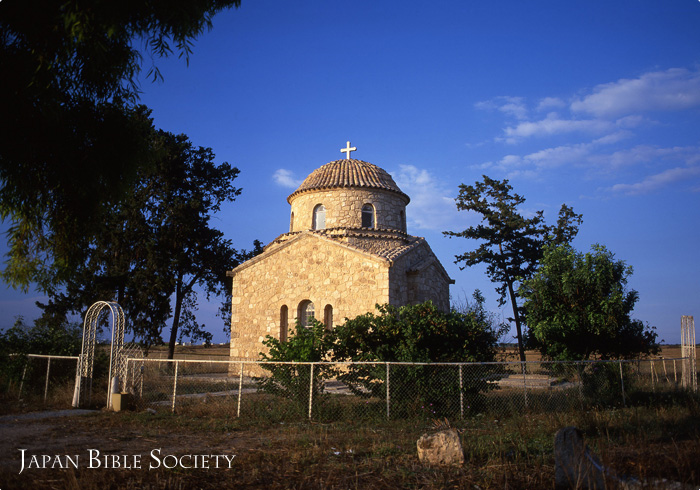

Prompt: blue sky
xmin=2 ymin=0 xmax=699 ymax=345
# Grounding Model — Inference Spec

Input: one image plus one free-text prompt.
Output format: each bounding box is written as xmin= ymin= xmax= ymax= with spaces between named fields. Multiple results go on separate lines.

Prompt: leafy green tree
xmin=0 ymin=317 xmax=84 ymax=388
xmin=444 ymin=175 xmax=582 ymax=362
xmin=0 ymin=317 xmax=82 ymax=358
xmin=258 ymin=319 xmax=337 ymax=411
xmin=332 ymin=298 xmax=506 ymax=416
xmin=37 ymin=127 xmax=258 ymax=358
xmin=520 ymin=243 xmax=660 ymax=360
xmin=0 ymin=0 xmax=241 ymax=291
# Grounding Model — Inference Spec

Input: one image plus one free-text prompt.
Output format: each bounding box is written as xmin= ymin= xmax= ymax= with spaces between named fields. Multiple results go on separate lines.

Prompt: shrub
xmin=331 ymin=295 xmax=506 ymax=417
xmin=257 ymin=319 xmax=336 ymax=414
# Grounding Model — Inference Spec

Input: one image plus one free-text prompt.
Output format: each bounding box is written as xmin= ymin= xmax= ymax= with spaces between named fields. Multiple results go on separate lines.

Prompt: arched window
xmin=313 ymin=204 xmax=326 ymax=230
xmin=298 ymin=300 xmax=315 ymax=327
xmin=362 ymin=204 xmax=375 ymax=229
xmin=280 ymin=305 xmax=288 ymax=342
xmin=323 ymin=304 xmax=333 ymax=330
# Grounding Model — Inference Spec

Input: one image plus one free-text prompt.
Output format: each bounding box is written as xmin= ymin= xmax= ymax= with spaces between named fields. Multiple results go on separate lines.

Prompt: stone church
xmin=228 ymin=143 xmax=454 ymax=361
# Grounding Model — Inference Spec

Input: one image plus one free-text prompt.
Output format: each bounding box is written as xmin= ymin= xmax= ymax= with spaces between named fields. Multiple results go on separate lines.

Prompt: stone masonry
xmin=228 ymin=155 xmax=454 ymax=369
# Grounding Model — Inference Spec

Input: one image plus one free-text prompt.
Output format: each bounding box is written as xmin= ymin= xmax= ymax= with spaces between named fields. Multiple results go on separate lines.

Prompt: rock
xmin=554 ymin=426 xmax=607 ymax=490
xmin=417 ymin=429 xmax=464 ymax=466
xmin=554 ymin=427 xmax=695 ymax=490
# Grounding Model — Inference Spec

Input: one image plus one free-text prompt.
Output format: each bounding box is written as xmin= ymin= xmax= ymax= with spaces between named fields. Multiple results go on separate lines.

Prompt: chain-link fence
xmin=1 ymin=354 xmax=80 ymax=407
xmin=124 ymin=358 xmax=696 ymax=421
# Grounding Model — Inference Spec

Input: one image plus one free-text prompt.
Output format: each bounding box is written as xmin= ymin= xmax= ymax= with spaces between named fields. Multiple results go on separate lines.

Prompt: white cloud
xmin=571 ymin=68 xmax=700 ymax=118
xmin=475 ymin=96 xmax=528 ymax=120
xmin=272 ymin=168 xmax=303 ymax=188
xmin=608 ymin=165 xmax=700 ymax=195
xmin=503 ymin=113 xmax=613 ymax=142
xmin=536 ymin=97 xmax=566 ymax=111
xmin=391 ymin=165 xmax=475 ymax=232
xmin=602 ymin=145 xmax=700 ymax=170
xmin=473 ymin=67 xmax=700 ymax=200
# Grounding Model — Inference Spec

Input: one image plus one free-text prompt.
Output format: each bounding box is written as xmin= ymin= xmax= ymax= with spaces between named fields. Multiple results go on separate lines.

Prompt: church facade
xmin=228 ymin=144 xmax=454 ymax=362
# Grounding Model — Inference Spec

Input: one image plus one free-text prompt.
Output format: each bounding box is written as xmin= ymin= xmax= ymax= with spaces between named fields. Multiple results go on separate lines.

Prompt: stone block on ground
xmin=555 ymin=426 xmax=607 ymax=489
xmin=417 ymin=428 xmax=464 ymax=466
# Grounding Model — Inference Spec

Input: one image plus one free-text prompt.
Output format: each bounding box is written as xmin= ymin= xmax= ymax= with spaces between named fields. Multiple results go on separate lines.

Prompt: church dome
xmin=287 ymin=159 xmax=409 ymax=204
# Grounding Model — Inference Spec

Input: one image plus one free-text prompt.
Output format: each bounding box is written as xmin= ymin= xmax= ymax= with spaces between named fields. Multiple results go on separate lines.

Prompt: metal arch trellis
xmin=681 ymin=315 xmax=697 ymax=392
xmin=72 ymin=301 xmax=126 ymax=408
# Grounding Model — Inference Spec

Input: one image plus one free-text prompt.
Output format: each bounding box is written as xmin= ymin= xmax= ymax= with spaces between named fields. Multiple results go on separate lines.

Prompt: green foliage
xmin=257 ymin=319 xmax=337 ymax=413
xmin=0 ymin=0 xmax=241 ymax=291
xmin=257 ymin=299 xmax=505 ymax=418
xmin=332 ymin=297 xmax=506 ymax=417
xmin=0 ymin=316 xmax=83 ymax=386
xmin=444 ymin=175 xmax=582 ymax=362
xmin=36 ymin=127 xmax=260 ymax=358
xmin=0 ymin=317 xmax=82 ymax=358
xmin=579 ymin=362 xmax=632 ymax=408
xmin=521 ymin=243 xmax=660 ymax=361
xmin=333 ymin=297 xmax=504 ymax=363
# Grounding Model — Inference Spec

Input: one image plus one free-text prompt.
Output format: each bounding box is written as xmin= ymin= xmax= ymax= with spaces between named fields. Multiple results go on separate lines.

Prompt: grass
xmin=1 ymin=345 xmax=698 ymax=488
xmin=2 ymin=394 xmax=699 ymax=489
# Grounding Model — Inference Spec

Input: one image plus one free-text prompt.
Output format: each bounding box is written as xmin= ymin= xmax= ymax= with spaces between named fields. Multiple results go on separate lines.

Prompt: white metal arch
xmin=72 ymin=301 xmax=126 ymax=408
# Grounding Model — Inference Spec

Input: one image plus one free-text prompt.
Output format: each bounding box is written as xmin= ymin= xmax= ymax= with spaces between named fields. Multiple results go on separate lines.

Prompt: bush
xmin=257 ymin=319 xmax=336 ymax=414
xmin=331 ymin=296 xmax=506 ymax=417
xmin=0 ymin=317 xmax=83 ymax=386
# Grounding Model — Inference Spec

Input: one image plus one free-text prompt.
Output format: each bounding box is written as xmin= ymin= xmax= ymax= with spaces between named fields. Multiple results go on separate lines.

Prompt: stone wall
xmin=229 ymin=233 xmax=392 ymax=365
xmin=289 ymin=187 xmax=408 ymax=233
xmin=389 ymin=242 xmax=452 ymax=312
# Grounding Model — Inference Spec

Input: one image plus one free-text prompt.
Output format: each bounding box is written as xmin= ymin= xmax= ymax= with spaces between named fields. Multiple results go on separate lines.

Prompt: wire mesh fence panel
xmin=0 ymin=355 xmax=79 ymax=407
xmin=123 ymin=358 xmax=693 ymax=421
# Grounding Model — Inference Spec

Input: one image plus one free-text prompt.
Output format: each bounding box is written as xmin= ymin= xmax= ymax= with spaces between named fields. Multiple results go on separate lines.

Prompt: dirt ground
xmin=0 ymin=410 xmax=268 ymax=489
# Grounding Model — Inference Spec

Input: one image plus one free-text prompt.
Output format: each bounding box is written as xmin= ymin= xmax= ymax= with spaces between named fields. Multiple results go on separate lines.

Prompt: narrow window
xmin=324 ymin=304 xmax=333 ymax=330
xmin=400 ymin=210 xmax=406 ymax=232
xmin=280 ymin=305 xmax=288 ymax=342
xmin=313 ymin=204 xmax=326 ymax=230
xmin=298 ymin=300 xmax=315 ymax=327
xmin=290 ymin=212 xmax=294 ymax=233
xmin=362 ymin=204 xmax=375 ymax=229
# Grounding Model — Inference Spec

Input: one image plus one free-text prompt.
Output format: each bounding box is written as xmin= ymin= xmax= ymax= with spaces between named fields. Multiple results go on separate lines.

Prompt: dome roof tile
xmin=287 ymin=159 xmax=409 ymax=203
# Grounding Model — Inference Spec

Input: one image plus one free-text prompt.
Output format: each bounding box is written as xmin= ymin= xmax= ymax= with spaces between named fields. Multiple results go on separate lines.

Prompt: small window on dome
xmin=313 ymin=204 xmax=326 ymax=230
xmin=362 ymin=204 xmax=375 ymax=229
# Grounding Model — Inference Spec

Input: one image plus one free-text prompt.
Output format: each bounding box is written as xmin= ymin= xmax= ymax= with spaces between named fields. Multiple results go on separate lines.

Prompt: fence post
xmin=139 ymin=365 xmax=144 ymax=398
xmin=308 ymin=363 xmax=315 ymax=420
xmin=171 ymin=361 xmax=179 ymax=414
xmin=43 ymin=357 xmax=52 ymax=402
xmin=662 ymin=359 xmax=668 ymax=383
xmin=618 ymin=361 xmax=626 ymax=407
xmin=459 ymin=364 xmax=464 ymax=419
xmin=577 ymin=362 xmax=584 ymax=403
xmin=386 ymin=363 xmax=391 ymax=420
xmin=521 ymin=362 xmax=528 ymax=409
xmin=18 ymin=360 xmax=28 ymax=400
xmin=237 ymin=362 xmax=243 ymax=418
xmin=651 ymin=360 xmax=656 ymax=392
xmin=673 ymin=359 xmax=677 ymax=384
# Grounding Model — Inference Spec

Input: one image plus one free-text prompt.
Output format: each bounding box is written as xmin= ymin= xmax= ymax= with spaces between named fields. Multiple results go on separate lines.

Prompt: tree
xmin=331 ymin=298 xmax=506 ymax=416
xmin=0 ymin=0 xmax=241 ymax=291
xmin=444 ymin=175 xmax=582 ymax=362
xmin=258 ymin=319 xmax=337 ymax=410
xmin=0 ymin=316 xmax=84 ymax=389
xmin=37 ymin=126 xmax=259 ymax=358
xmin=520 ymin=243 xmax=659 ymax=361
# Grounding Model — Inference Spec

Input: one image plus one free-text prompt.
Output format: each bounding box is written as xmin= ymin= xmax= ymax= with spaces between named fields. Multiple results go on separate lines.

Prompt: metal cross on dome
xmin=340 ymin=141 xmax=357 ymax=159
